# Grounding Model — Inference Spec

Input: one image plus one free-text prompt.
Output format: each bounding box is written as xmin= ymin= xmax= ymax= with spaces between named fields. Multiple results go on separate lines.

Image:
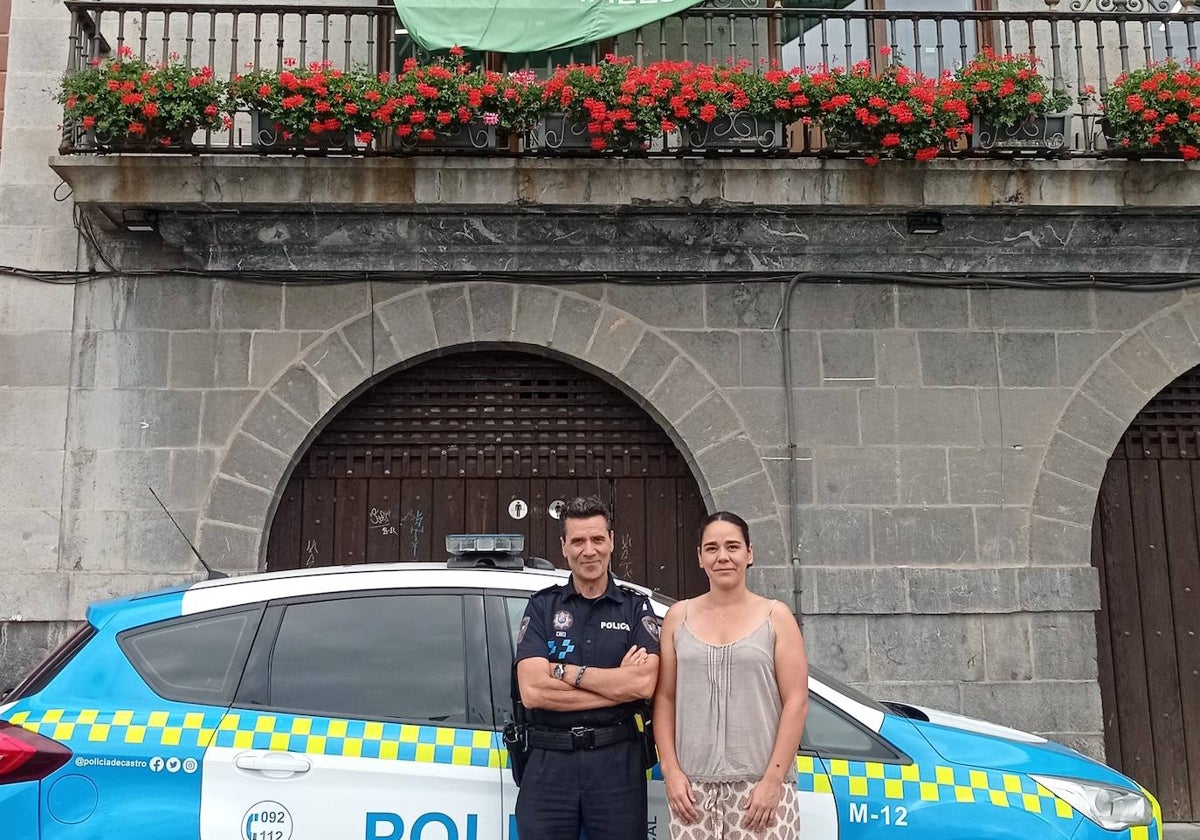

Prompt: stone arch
xmin=1031 ymin=296 xmax=1200 ymax=566
xmin=197 ymin=281 xmax=784 ymax=573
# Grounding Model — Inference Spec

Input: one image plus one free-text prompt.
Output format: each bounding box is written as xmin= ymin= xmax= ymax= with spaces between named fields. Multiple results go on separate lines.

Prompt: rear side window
xmin=6 ymin=623 xmax=96 ymax=702
xmin=802 ymin=695 xmax=904 ymax=762
xmin=266 ymin=593 xmax=473 ymax=725
xmin=120 ymin=607 xmax=262 ymax=706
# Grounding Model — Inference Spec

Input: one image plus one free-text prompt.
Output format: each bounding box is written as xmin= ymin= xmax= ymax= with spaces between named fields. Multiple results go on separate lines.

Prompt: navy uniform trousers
xmin=515 ymin=737 xmax=646 ymax=840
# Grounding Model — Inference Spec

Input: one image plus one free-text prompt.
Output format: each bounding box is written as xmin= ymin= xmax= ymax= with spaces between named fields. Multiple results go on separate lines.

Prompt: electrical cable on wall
xmin=7 ymin=265 xmax=1200 ymax=292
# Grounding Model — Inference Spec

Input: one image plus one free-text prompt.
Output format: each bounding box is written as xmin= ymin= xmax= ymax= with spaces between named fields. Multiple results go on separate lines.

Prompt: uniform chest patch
xmin=553 ymin=610 xmax=573 ymax=631
xmin=600 ymin=621 xmax=631 ymax=631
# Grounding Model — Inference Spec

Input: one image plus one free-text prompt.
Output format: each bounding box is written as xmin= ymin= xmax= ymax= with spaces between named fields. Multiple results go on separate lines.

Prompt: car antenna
xmin=148 ymin=486 xmax=228 ymax=580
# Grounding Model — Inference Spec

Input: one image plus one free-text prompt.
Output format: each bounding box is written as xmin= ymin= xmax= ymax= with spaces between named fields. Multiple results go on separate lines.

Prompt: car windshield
xmin=809 ymin=663 xmax=889 ymax=714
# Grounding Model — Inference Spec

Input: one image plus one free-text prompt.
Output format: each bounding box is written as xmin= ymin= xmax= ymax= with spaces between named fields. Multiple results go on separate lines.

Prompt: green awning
xmin=393 ymin=0 xmax=708 ymax=54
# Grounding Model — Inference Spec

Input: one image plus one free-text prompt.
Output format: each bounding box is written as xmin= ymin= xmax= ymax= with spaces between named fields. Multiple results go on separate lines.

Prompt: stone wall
xmin=6 ymin=261 xmax=1199 ymax=760
xmin=5 ymin=0 xmax=1200 ymax=751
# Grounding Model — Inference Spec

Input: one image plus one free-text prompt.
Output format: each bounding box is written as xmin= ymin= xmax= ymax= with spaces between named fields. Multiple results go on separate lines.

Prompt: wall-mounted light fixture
xmin=905 ymin=210 xmax=944 ymax=235
xmin=121 ymin=208 xmax=158 ymax=233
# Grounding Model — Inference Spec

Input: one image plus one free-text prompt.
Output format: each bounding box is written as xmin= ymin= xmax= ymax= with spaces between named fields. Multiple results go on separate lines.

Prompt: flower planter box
xmin=249 ymin=110 xmax=358 ymax=152
xmin=393 ymin=119 xmax=499 ymax=153
xmin=971 ymin=114 xmax=1071 ymax=155
xmin=531 ymin=113 xmax=656 ymax=154
xmin=532 ymin=113 xmax=598 ymax=152
xmin=818 ymin=124 xmax=870 ymax=154
xmin=1096 ymin=117 xmax=1195 ymax=159
xmin=80 ymin=126 xmax=196 ymax=153
xmin=680 ymin=114 xmax=785 ymax=153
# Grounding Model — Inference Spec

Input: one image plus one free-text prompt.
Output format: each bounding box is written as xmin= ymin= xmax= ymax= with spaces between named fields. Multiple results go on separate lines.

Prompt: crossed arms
xmin=517 ymin=645 xmax=659 ymax=712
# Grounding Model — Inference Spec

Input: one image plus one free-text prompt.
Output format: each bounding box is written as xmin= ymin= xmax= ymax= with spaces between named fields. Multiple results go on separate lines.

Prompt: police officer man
xmin=514 ymin=495 xmax=661 ymax=840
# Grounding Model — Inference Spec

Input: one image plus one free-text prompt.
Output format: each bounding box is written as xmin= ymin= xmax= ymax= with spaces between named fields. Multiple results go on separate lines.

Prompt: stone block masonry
xmin=7 ymin=153 xmax=1200 ymax=765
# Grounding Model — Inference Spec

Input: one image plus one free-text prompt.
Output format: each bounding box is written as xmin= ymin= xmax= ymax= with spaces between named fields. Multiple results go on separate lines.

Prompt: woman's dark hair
xmin=697 ymin=511 xmax=751 ymax=548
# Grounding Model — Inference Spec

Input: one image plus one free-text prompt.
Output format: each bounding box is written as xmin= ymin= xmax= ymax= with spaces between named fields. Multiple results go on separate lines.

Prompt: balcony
xmin=58 ymin=0 xmax=1200 ymax=156
xmin=49 ymin=0 xmax=1200 ymax=282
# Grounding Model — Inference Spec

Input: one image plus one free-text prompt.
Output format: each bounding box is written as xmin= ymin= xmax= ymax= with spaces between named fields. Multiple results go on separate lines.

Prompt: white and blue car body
xmin=0 ymin=554 xmax=1161 ymax=840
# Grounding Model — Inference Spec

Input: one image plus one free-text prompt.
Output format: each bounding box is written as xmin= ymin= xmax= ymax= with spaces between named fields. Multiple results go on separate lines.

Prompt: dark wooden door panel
xmin=1183 ymin=466 xmax=1200 ymax=819
xmin=498 ymin=477 xmax=533 ymax=550
xmin=1127 ymin=461 xmax=1190 ymax=817
xmin=366 ymin=479 xmax=402 ymax=564
xmin=431 ymin=479 xmax=466 ymax=548
xmin=334 ymin=478 xmax=368 ymax=565
xmin=1092 ymin=508 xmax=1122 ymax=772
xmin=644 ymin=477 xmax=679 ymax=595
xmin=300 ymin=478 xmax=336 ymax=571
xmin=680 ymin=481 xmax=709 ymax=597
xmin=1097 ymin=461 xmax=1156 ymax=789
xmin=398 ymin=477 xmax=432 ymax=563
xmin=527 ymin=479 xmax=549 ymax=561
xmin=613 ymin=478 xmax=648 ymax=583
xmin=1163 ymin=462 xmax=1200 ymax=819
xmin=266 ymin=476 xmax=304 ymax=572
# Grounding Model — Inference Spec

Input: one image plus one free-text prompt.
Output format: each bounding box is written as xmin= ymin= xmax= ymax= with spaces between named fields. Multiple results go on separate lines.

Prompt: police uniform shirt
xmin=515 ymin=574 xmax=661 ymax=730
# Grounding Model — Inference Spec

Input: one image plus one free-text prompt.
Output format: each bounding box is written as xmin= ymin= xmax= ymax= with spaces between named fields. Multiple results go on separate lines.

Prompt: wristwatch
xmin=553 ymin=662 xmax=566 ymax=681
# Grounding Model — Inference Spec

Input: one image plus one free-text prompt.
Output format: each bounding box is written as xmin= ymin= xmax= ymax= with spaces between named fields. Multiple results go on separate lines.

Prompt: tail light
xmin=0 ymin=721 xmax=72 ymax=784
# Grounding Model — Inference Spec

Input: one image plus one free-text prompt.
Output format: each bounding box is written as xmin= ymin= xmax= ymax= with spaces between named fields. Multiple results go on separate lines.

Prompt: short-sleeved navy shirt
xmin=515 ymin=574 xmax=661 ymax=729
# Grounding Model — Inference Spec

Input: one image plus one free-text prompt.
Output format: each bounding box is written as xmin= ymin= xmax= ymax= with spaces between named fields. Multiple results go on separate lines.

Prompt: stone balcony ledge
xmin=49 ymin=154 xmax=1200 ymax=215
xmin=51 ymin=155 xmax=1200 ymax=277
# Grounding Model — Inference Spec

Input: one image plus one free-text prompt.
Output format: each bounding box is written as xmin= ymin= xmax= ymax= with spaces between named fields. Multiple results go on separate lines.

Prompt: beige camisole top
xmin=673 ymin=603 xmax=796 ymax=783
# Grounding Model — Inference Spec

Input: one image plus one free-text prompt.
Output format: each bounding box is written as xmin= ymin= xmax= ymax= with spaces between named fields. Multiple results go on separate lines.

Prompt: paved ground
xmin=1165 ymin=824 xmax=1200 ymax=840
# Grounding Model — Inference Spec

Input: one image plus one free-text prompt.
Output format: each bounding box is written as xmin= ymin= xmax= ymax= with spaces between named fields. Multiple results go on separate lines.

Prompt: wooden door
xmin=265 ymin=350 xmax=709 ymax=598
xmin=1092 ymin=366 xmax=1200 ymax=822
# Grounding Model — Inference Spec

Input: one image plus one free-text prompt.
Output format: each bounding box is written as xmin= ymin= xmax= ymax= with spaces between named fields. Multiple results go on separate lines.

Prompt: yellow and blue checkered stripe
xmin=208 ymin=712 xmax=505 ymax=768
xmin=795 ymin=754 xmax=834 ymax=793
xmin=5 ymin=705 xmax=1162 ymax=839
xmin=820 ymin=758 xmax=1074 ymax=820
xmin=6 ymin=708 xmax=223 ymax=749
xmin=5 ymin=707 xmax=506 ymax=769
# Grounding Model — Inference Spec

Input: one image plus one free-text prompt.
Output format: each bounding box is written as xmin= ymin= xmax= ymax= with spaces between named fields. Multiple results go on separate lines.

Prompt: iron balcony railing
xmin=62 ymin=0 xmax=1200 ymax=155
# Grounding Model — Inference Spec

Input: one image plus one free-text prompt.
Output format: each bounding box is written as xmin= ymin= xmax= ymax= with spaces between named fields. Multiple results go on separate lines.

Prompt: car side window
xmin=266 ymin=593 xmax=477 ymax=725
xmin=802 ymin=694 xmax=902 ymax=762
xmin=120 ymin=606 xmax=262 ymax=706
xmin=503 ymin=596 xmax=529 ymax=648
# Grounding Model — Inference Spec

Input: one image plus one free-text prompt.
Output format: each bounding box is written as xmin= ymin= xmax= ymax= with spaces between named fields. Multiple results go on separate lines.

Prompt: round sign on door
xmin=508 ymin=499 xmax=528 ymax=520
xmin=548 ymin=500 xmax=566 ymax=520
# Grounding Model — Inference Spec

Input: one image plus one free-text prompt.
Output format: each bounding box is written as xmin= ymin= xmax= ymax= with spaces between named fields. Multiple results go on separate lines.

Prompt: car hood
xmin=901 ymin=705 xmax=1135 ymax=788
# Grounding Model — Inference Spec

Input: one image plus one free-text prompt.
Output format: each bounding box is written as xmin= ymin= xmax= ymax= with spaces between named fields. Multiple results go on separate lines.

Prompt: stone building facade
xmin=2 ymin=0 xmax=1200 ymax=818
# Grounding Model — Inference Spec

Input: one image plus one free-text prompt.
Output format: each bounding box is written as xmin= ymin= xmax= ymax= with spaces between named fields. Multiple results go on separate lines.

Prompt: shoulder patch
xmin=516 ymin=616 xmax=531 ymax=644
xmin=641 ymin=615 xmax=662 ymax=642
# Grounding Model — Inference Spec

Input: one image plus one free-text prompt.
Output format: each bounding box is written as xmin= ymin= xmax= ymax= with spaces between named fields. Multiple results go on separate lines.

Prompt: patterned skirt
xmin=669 ymin=779 xmax=799 ymax=840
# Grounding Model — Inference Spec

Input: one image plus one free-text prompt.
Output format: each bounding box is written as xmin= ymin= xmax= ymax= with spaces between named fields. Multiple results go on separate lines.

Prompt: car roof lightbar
xmin=444 ymin=534 xmax=556 ymax=570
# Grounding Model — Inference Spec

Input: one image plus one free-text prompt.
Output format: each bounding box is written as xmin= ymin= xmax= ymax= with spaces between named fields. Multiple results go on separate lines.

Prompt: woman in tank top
xmin=653 ymin=511 xmax=809 ymax=840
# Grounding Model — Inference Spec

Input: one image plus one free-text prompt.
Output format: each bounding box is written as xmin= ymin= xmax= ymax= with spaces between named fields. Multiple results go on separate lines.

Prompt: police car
xmin=0 ymin=535 xmax=1160 ymax=840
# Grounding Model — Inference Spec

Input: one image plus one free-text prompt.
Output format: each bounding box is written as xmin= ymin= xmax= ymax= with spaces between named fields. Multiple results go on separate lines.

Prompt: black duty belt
xmin=526 ymin=721 xmax=637 ymax=751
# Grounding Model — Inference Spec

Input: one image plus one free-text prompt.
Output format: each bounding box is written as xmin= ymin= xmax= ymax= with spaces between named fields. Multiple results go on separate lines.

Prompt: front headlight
xmin=1030 ymin=775 xmax=1153 ymax=830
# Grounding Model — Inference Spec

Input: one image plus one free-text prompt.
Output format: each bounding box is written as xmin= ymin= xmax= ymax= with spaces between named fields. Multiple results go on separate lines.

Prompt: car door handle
xmin=234 ymin=752 xmax=312 ymax=777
